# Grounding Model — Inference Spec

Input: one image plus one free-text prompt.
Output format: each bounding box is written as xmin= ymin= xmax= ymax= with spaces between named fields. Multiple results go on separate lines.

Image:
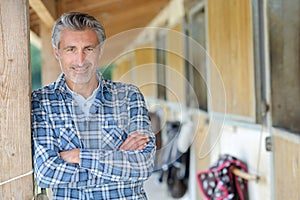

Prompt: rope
xmin=255 ymin=108 xmax=268 ymax=183
xmin=0 ymin=170 xmax=33 ymax=186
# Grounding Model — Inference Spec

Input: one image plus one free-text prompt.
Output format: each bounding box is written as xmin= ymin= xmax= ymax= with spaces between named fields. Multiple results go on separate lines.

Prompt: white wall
xmin=215 ymin=123 xmax=272 ymax=199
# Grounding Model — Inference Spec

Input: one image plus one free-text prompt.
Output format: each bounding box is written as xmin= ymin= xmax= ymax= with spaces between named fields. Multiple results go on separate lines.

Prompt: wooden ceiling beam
xmin=112 ymin=1 xmax=164 ymax=19
xmin=29 ymin=0 xmax=55 ymax=28
xmin=103 ymin=15 xmax=159 ymax=37
xmin=57 ymin=0 xmax=169 ymax=37
xmin=94 ymin=1 xmax=167 ymax=36
xmin=59 ymin=0 xmax=168 ymax=18
xmin=59 ymin=0 xmax=122 ymax=14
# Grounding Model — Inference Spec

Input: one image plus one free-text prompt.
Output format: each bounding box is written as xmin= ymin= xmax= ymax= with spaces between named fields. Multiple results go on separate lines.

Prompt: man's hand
xmin=60 ymin=148 xmax=80 ymax=164
xmin=119 ymin=132 xmax=149 ymax=150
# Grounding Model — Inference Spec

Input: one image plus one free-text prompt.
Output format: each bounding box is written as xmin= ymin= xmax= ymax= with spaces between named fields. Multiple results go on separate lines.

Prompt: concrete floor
xmin=144 ymin=172 xmax=190 ymax=200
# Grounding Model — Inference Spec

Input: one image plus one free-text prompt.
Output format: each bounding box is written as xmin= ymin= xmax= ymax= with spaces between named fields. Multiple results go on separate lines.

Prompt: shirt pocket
xmin=58 ymin=127 xmax=81 ymax=151
xmin=101 ymin=120 xmax=127 ymax=150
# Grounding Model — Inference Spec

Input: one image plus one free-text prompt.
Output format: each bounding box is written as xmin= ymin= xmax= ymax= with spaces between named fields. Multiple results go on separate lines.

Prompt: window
xmin=268 ymin=0 xmax=300 ymax=133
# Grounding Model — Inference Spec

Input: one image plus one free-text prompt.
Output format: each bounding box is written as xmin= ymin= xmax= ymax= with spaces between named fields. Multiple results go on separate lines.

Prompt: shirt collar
xmin=54 ymin=70 xmax=110 ymax=104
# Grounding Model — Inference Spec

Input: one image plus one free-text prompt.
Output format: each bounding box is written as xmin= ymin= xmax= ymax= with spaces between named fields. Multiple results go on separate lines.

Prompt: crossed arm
xmin=60 ymin=132 xmax=150 ymax=164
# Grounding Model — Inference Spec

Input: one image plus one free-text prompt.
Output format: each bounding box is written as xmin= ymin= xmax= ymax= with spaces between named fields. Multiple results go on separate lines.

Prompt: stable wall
xmin=112 ymin=58 xmax=132 ymax=83
xmin=205 ymin=0 xmax=271 ymax=199
xmin=216 ymin=124 xmax=272 ymax=199
xmin=133 ymin=43 xmax=157 ymax=98
xmin=111 ymin=0 xmax=300 ymax=199
xmin=165 ymin=24 xmax=186 ymax=105
xmin=273 ymin=130 xmax=300 ymax=199
xmin=207 ymin=0 xmax=255 ymax=120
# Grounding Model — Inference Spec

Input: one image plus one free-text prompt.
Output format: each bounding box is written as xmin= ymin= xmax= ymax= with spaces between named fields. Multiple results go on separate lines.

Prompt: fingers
xmin=59 ymin=148 xmax=80 ymax=164
xmin=119 ymin=132 xmax=149 ymax=151
xmin=120 ymin=133 xmax=148 ymax=150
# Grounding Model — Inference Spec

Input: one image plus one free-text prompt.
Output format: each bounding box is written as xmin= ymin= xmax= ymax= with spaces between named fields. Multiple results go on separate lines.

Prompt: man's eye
xmin=63 ymin=47 xmax=77 ymax=54
xmin=85 ymin=47 xmax=94 ymax=52
xmin=66 ymin=47 xmax=75 ymax=52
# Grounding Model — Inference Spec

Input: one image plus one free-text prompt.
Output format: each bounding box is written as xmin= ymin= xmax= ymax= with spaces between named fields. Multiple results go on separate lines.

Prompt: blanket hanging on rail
xmin=197 ymin=154 xmax=249 ymax=200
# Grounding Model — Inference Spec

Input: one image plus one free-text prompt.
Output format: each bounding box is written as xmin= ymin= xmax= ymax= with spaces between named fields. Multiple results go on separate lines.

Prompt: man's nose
xmin=76 ymin=50 xmax=86 ymax=66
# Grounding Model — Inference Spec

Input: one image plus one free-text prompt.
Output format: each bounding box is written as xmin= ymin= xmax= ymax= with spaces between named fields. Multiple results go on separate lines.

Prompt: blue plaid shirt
xmin=32 ymin=72 xmax=156 ymax=200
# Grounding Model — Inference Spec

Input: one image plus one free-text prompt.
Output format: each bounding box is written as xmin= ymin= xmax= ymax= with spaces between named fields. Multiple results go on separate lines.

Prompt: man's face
xmin=54 ymin=29 xmax=102 ymax=87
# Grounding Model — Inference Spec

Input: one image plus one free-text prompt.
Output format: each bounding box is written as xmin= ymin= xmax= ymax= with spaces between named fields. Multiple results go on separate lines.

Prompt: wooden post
xmin=0 ymin=0 xmax=34 ymax=199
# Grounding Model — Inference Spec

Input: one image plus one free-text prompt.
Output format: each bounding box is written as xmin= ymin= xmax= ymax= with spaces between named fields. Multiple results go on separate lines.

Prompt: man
xmin=32 ymin=12 xmax=156 ymax=199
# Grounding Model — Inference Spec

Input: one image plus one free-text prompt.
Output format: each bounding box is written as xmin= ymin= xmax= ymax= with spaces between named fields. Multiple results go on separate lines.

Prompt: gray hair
xmin=52 ymin=12 xmax=106 ymax=48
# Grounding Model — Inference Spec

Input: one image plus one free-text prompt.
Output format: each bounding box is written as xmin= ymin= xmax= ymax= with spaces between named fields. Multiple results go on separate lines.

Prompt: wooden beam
xmin=59 ymin=0 xmax=166 ymax=15
xmin=58 ymin=0 xmax=122 ymax=14
xmin=29 ymin=0 xmax=55 ymax=27
xmin=93 ymin=0 xmax=168 ymax=36
xmin=30 ymin=30 xmax=41 ymax=48
xmin=0 ymin=0 xmax=33 ymax=199
xmin=59 ymin=0 xmax=169 ymax=37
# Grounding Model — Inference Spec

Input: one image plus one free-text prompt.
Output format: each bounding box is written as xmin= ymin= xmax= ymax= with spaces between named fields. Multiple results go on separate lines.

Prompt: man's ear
xmin=53 ymin=47 xmax=59 ymax=60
